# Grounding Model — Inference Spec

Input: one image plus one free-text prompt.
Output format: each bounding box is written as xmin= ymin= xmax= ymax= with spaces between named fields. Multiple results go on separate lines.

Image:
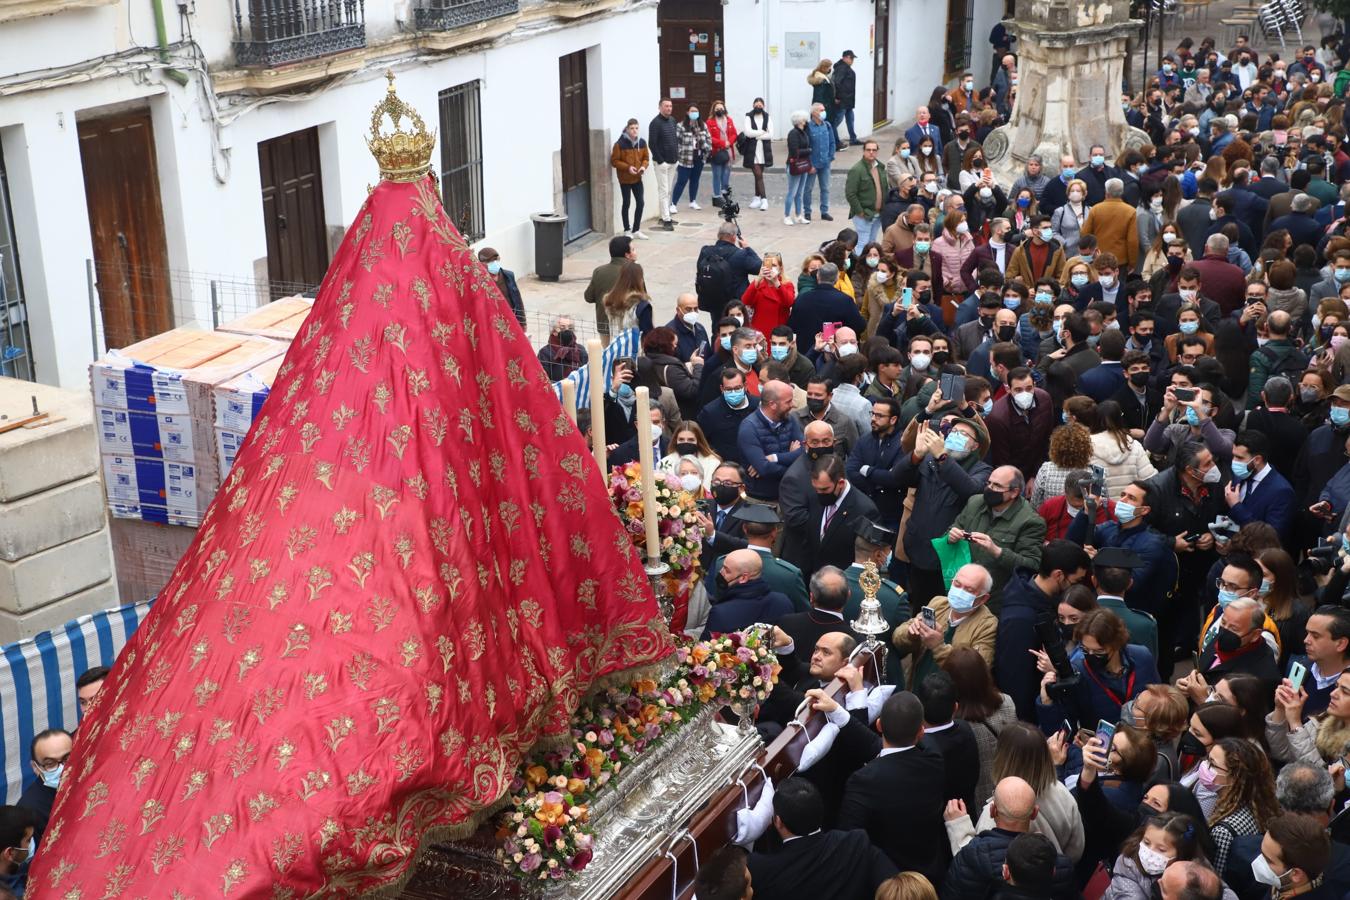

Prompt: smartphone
xmin=1075 ymin=727 xmax=1095 ymax=746
xmin=983 ymin=168 xmax=994 ymax=181
xmin=901 ymin=287 xmax=913 ymax=309
xmin=1095 ymin=718 xmax=1117 ymax=750
xmin=1290 ymin=660 xmax=1308 ymax=693
xmin=822 ymin=322 xmax=840 ymax=342
xmin=1089 ymin=464 xmax=1106 ymax=496
xmin=1184 ymin=532 xmax=1202 ymax=543
xmin=940 ymin=373 xmax=966 ymax=403
xmin=921 ymin=606 xmax=937 ymax=629
xmin=1173 ymin=387 xmax=1197 ymax=402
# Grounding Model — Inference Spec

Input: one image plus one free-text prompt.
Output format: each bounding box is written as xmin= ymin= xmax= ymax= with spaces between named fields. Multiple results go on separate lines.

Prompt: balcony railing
xmin=414 ymin=0 xmax=518 ymax=31
xmin=232 ymin=0 xmax=366 ymax=68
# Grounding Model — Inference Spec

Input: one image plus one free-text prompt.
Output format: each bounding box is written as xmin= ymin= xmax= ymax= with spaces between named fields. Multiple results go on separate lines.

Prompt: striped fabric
xmin=0 ymin=601 xmax=153 ymax=803
xmin=552 ymin=328 xmax=639 ymax=409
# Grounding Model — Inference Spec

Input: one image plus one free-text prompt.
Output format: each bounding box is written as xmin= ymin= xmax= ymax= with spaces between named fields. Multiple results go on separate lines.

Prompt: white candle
xmin=561 ymin=379 xmax=577 ymax=424
xmin=586 ymin=339 xmax=606 ymax=477
xmin=634 ymin=386 xmax=660 ymax=562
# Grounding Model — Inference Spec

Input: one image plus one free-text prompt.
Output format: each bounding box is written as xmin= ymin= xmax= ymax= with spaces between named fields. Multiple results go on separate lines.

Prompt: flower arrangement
xmin=608 ymin=462 xmax=705 ymax=593
xmin=498 ymin=629 xmax=781 ymax=882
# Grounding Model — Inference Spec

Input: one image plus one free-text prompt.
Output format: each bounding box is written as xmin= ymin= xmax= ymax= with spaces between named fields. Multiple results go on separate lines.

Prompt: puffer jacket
xmin=610 ymin=133 xmax=650 ymax=185
xmin=808 ymin=69 xmax=834 ymax=110
xmin=943 ymin=827 xmax=1079 ymax=900
xmin=1090 ymin=431 xmax=1157 ymax=497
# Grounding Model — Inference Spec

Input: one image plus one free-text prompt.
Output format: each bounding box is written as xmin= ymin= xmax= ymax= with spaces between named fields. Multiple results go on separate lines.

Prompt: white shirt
xmin=878 ymin=744 xmax=916 ymax=756
xmin=923 ymin=721 xmax=955 ymax=734
xmin=820 ymin=482 xmax=852 ymax=537
xmin=1239 ymin=462 xmax=1270 ymax=501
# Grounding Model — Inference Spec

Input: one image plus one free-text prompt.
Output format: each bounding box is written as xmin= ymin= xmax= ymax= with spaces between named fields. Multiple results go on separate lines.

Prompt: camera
xmin=1300 ymin=545 xmax=1340 ymax=578
xmin=1034 ymin=619 xmax=1081 ymax=698
xmin=718 ymin=186 xmax=740 ymax=223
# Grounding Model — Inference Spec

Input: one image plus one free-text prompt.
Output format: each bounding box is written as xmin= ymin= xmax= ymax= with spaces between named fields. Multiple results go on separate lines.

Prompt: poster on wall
xmin=784 ymin=32 xmax=820 ymax=69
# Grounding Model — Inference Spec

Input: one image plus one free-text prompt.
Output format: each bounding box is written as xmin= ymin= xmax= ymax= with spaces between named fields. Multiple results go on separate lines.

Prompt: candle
xmin=586 ymin=339 xmax=606 ymax=477
xmin=561 ymin=379 xmax=577 ymax=424
xmin=634 ymin=386 xmax=660 ymax=562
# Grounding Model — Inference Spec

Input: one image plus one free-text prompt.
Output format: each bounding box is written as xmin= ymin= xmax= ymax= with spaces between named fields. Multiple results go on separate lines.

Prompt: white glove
xmin=732 ymin=776 xmax=776 ymax=845
xmin=798 ymin=722 xmax=841 ymax=772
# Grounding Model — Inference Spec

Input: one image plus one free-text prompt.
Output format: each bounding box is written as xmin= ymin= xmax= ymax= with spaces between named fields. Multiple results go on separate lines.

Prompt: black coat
xmin=943 ymin=827 xmax=1079 ymax=900
xmin=845 ymin=429 xmax=907 ymax=526
xmin=778 ymin=608 xmax=858 ymax=665
xmin=924 ymin=722 xmax=981 ymax=813
xmin=646 ymin=113 xmax=678 ymax=165
xmin=838 ymin=745 xmax=948 ymax=884
xmin=833 ymin=59 xmax=857 ymax=107
xmin=17 ymin=780 xmax=54 ymax=845
xmin=1194 ymin=639 xmax=1281 ymax=695
xmin=786 ymin=287 xmax=866 ymax=347
xmin=992 ymin=569 xmax=1057 ymax=721
xmin=748 ymin=829 xmax=897 ymax=900
xmin=804 ymin=484 xmax=879 ymax=579
xmin=701 ymin=578 xmax=793 ymax=639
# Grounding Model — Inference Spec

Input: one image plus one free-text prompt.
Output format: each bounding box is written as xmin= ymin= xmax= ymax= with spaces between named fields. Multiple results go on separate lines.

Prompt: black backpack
xmin=695 ymin=245 xmax=732 ymax=313
xmin=1258 ymin=343 xmax=1308 ymax=379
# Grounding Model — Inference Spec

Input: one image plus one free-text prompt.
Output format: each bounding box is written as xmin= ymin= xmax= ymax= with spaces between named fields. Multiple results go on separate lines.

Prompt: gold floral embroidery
xmin=251 ymin=686 xmax=285 ymax=725
xmin=324 ymin=717 xmax=355 ymax=752
xmin=393 ymin=741 xmax=424 ymax=782
xmin=227 ymin=738 xmax=258 ymax=779
xmin=332 ymin=507 xmax=360 ymax=534
xmin=348 ymin=335 xmax=374 ymax=373
xmin=236 ymin=645 xmax=262 ymax=681
xmin=372 ymin=282 xmax=394 ymax=308
xmin=299 ymin=421 xmax=321 ymax=452
xmin=302 ymin=672 xmax=329 ymax=700
xmin=392 ymin=220 xmax=413 ymax=255
xmin=271 ymin=833 xmax=304 ymax=875
xmin=346 ymin=652 xmax=377 ymax=690
xmin=307 ymin=566 xmax=335 ymax=601
xmin=149 ymin=834 xmax=184 ymax=874
xmin=207 ymin=718 xmax=233 ymax=745
xmin=222 ymin=858 xmax=248 ymax=895
xmin=386 ymin=424 xmax=412 ymax=458
xmin=366 ymin=597 xmax=395 ymax=631
xmin=282 ymin=624 xmax=310 ymax=658
xmin=298 ymin=770 xmax=332 ymax=801
xmin=383 ymin=322 xmax=408 ymax=353
xmin=140 ymin=799 xmax=166 ymax=834
xmin=247 ymin=793 xmax=278 ymax=822
xmin=95 ymin=819 xmax=127 ymax=857
xmin=130 ymin=758 xmax=155 ymax=791
xmin=372 ymin=697 xmax=400 ymax=734
xmin=202 ymin=812 xmax=234 ymax=850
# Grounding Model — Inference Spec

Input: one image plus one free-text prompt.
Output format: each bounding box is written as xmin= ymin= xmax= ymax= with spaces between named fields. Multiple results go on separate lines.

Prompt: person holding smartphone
xmin=892 ymin=563 xmax=997 ymax=690
xmin=1032 ymin=607 xmax=1159 ymax=733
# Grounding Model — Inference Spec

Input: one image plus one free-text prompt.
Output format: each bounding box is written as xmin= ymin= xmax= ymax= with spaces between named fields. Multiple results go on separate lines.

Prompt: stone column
xmin=984 ymin=0 xmax=1148 ymax=183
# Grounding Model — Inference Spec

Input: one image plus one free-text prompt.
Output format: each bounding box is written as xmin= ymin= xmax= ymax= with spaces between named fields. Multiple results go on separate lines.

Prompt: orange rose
xmin=535 ymin=801 xmax=566 ymax=826
xmin=640 ymin=704 xmax=661 ymax=724
xmin=697 ymin=682 xmax=717 ymax=702
xmin=691 ymin=646 xmax=711 ymax=665
xmin=585 ymin=747 xmax=606 ymax=773
xmin=566 ymin=777 xmax=587 ymax=796
xmin=718 ymin=652 xmax=739 ymax=670
xmin=524 ymin=765 xmax=549 ymax=791
xmin=613 ymin=721 xmax=631 ymax=741
xmin=634 ymin=679 xmax=658 ymax=695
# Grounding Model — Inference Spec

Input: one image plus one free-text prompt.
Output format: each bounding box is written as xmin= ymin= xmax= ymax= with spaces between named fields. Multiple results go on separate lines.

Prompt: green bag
xmin=930 ymin=536 xmax=971 ymax=592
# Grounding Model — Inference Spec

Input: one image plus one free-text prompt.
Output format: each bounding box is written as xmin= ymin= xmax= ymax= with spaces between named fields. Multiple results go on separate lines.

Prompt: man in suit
xmin=1076 ymin=145 xmax=1117 ymax=206
xmin=944 ymin=777 xmax=1078 ymax=899
xmin=698 ymin=462 xmax=750 ymax=573
xmin=779 ymin=565 xmax=857 ymax=666
xmin=917 ymin=670 xmax=980 ymax=812
xmin=18 ymin=729 xmax=70 ymax=847
xmin=1223 ymin=429 xmax=1296 ymax=538
xmin=1091 ymin=548 xmax=1159 ymax=658
xmin=781 ymin=422 xmax=836 ymax=571
xmin=1067 ymin=480 xmax=1177 ymax=620
xmin=701 ymin=549 xmax=795 ymax=639
xmin=1249 ymin=155 xmax=1287 ymax=200
xmin=837 ymin=691 xmax=947 ymax=884
xmin=607 ymin=405 xmax=669 ymax=468
xmin=904 ymin=106 xmax=943 ymax=157
xmin=1269 ymin=192 xmax=1323 ymax=251
xmin=955 ymin=294 xmax=1001 ymax=362
xmin=1242 ymin=377 xmax=1309 ymax=480
xmin=1177 ymin=177 xmax=1217 ymax=258
xmin=786 ymin=263 xmax=865 ymax=343
xmin=846 ymin=399 xmax=907 ymax=528
xmin=710 ymin=505 xmax=808 ymax=611
xmin=804 ymin=454 xmax=879 ymax=579
xmin=747 ymin=778 xmax=897 ymax=900
xmin=1181 ymin=597 xmax=1280 ymax=697
xmin=1077 ymin=327 xmax=1126 ymax=402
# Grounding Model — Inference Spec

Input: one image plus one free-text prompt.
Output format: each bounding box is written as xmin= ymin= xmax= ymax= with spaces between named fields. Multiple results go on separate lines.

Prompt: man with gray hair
xmin=1271 ymin=191 xmax=1325 ymax=249
xmin=1242 ymin=375 xmax=1309 ymax=477
xmin=1184 ymin=595 xmax=1279 ymax=693
xmin=786 ymin=262 xmax=865 ymax=344
xmin=1081 ymin=176 xmax=1140 ymax=273
xmin=950 ymin=465 xmax=1046 ymax=597
xmin=804 ymin=102 xmax=837 ymax=223
xmin=1159 ymin=861 xmax=1222 ymax=900
xmin=893 ymin=562 xmax=997 ymax=685
xmin=777 ymin=565 xmax=854 ymax=668
xmin=694 ymin=220 xmax=762 ymax=319
xmin=1189 ymin=230 xmax=1247 ymax=313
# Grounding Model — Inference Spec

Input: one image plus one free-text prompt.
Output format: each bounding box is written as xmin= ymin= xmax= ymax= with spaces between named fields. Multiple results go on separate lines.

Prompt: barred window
xmin=438 ymin=81 xmax=485 ymax=242
xmin=945 ymin=0 xmax=976 ymax=77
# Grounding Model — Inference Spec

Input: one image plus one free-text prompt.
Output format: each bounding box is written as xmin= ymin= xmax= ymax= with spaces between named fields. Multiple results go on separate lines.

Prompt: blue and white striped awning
xmin=0 ymin=601 xmax=152 ymax=803
xmin=553 ymin=328 xmax=639 ymax=409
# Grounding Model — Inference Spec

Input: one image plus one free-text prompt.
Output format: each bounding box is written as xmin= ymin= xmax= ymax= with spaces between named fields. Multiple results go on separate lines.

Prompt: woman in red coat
xmin=707 ymin=100 xmax=739 ymax=206
xmin=741 ymin=252 xmax=795 ymax=334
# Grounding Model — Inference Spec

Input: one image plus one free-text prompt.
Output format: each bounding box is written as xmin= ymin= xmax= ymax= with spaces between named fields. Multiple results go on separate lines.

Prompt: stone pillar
xmin=984 ymin=0 xmax=1147 ymax=182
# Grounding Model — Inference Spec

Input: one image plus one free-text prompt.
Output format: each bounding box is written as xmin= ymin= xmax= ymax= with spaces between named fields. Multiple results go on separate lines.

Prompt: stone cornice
xmin=0 ymin=0 xmax=115 ymax=24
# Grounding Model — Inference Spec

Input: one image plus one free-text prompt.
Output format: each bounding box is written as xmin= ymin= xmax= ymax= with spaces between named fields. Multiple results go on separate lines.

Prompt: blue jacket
xmin=737 ymin=410 xmax=805 ymax=500
xmin=1229 ymin=465 xmax=1296 ymax=538
xmin=786 ymin=287 xmax=866 ymax=345
xmin=701 ymin=577 xmax=794 ymax=640
xmin=1036 ymin=643 xmax=1160 ymax=733
xmin=1319 ymin=459 xmax=1350 ymax=522
xmin=1297 ymin=422 xmax=1350 ymax=506
xmin=807 ymin=120 xmax=837 ymax=170
xmin=666 ymin=316 xmax=710 ymax=362
xmin=845 ymin=428 xmax=906 ymax=526
xmin=1269 ymin=211 xmax=1325 ymax=251
xmin=1017 ymin=316 xmax=1045 ymax=362
xmin=992 ymin=569 xmax=1057 ymax=722
xmin=1066 ymin=516 xmax=1177 ymax=617
xmin=497 ymin=268 xmax=527 ymax=327
xmin=1077 ymin=361 xmax=1126 ymax=402
xmin=696 ymin=394 xmax=760 ymax=464
xmin=904 ymin=122 xmax=943 ymax=157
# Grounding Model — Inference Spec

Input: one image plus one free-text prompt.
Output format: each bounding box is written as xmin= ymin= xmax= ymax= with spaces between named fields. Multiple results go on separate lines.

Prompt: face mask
xmin=1034 ymin=291 xmax=1053 ymax=305
xmin=900 ymin=148 xmax=911 ymax=159
xmin=1231 ymin=459 xmax=1252 ymax=480
xmin=682 ymin=312 xmax=700 ymax=327
xmin=1301 ymin=387 xmax=1321 ymax=404
xmin=770 ymin=345 xmax=790 ymax=362
xmin=487 ymin=260 xmax=502 ymax=276
xmin=1137 ymin=845 xmax=1172 ymax=877
xmin=932 ymin=350 xmax=950 ymax=367
xmin=1196 ymin=760 xmax=1220 ymax=789
xmin=983 ymin=488 xmax=1006 ymax=508
xmin=1334 ymin=407 xmax=1350 ymax=427
xmin=1335 ymin=269 xmax=1350 ymax=285
xmin=714 ymin=109 xmax=725 ymax=117
xmin=720 ymin=335 xmax=732 ymax=351
xmin=1059 ymin=622 xmax=1076 ymax=644
xmin=1216 ymin=628 xmax=1243 ymax=653
xmin=1114 ymin=501 xmax=1137 ymax=524
xmin=1335 ymin=335 xmax=1350 ymax=352
xmin=1039 ymin=227 xmax=1054 ymax=242
xmin=909 ymin=353 xmax=932 ymax=371
xmin=875 ymin=272 xmax=889 ymax=285
xmin=1201 ymin=463 xmax=1221 ymax=484
xmin=1069 ymin=191 xmax=1085 ymax=203
xmin=1179 ymin=320 xmax=1199 ymax=335
xmin=1251 ymin=855 xmax=1293 ymax=890
xmin=948 ymin=586 xmax=978 ymax=612
xmin=865 ymin=255 xmax=880 ymax=268
xmin=1002 ymin=294 xmax=1021 ymax=310
xmin=1163 ymin=64 xmax=1174 ymax=74
xmin=837 ymin=343 xmax=859 ymax=358
xmin=1092 ymin=154 xmax=1106 ymax=166
xmin=723 ymin=389 xmax=746 ymax=407
xmin=1217 ymin=588 xmax=1241 ymax=609
xmin=675 ymin=441 xmax=699 ymax=456
xmin=1071 ymin=274 xmax=1089 ymax=288
xmin=1256 ymin=337 xmax=1270 ymax=348
xmin=731 ymin=315 xmax=744 ymax=326
xmin=679 ymin=473 xmax=702 ymax=492
xmin=981 ymin=398 xmax=994 ymax=416
xmin=997 ymin=325 xmax=1017 ymax=342
xmin=1017 ymin=197 xmax=1031 ymax=209
xmin=688 ymin=111 xmax=700 ymax=120
xmin=963 ymin=80 xmax=974 ymax=91
xmin=915 ymin=240 xmax=931 ymax=254
xmin=739 ymin=348 xmax=758 ymax=366
xmin=769 ymin=266 xmax=780 ymax=279
xmin=40 ymin=763 xmax=63 ymax=789
xmin=1129 ymin=371 xmax=1150 ymax=389
xmin=617 ymin=383 xmax=635 ymax=400
xmin=1061 ymin=410 xmax=1070 ymax=424
xmin=712 ymin=483 xmax=741 ymax=505
xmin=1052 ymin=319 xmax=1063 ymax=337
xmin=1100 ymin=274 xmax=1116 ymax=289
xmin=956 ymin=222 xmax=971 ymax=235
xmin=816 ymin=490 xmax=839 ymax=507
xmin=921 ymin=146 xmax=933 ymax=156
xmin=1258 ymin=577 xmax=1273 ymax=598
xmin=806 ymin=445 xmax=833 ymax=460
xmin=1208 ymin=207 xmax=1218 ymax=221
xmin=805 ymin=398 xmax=827 ymax=415
xmin=1314 ymin=315 xmax=1323 ymax=330
xmin=1161 ymin=231 xmax=1176 ymax=244
xmin=979 ymin=187 xmax=993 ymax=200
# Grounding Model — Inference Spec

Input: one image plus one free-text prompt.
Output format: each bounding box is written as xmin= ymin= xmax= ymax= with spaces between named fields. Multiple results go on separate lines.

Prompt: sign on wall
xmin=784 ymin=32 xmax=821 ymax=69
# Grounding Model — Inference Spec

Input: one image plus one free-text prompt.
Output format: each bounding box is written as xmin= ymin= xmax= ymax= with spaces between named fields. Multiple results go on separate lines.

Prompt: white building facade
xmin=0 ymin=0 xmax=1001 ymax=391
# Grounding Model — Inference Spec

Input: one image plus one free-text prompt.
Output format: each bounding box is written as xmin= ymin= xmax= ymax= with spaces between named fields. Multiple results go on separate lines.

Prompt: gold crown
xmin=367 ymin=71 xmax=436 ymax=182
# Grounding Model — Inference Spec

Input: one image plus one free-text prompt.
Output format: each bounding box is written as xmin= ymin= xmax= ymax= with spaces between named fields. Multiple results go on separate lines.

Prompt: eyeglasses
xmin=1206 ymin=758 xmax=1228 ymax=775
xmin=711 ymin=479 xmax=742 ymax=488
xmin=1215 ymin=578 xmax=1250 ymax=593
xmin=36 ymin=753 xmax=69 ymax=772
xmin=986 ymin=483 xmax=1010 ymax=492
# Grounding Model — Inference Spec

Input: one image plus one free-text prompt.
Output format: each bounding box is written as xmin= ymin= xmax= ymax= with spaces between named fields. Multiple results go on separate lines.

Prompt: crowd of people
xmin=561 ymin=23 xmax=1350 ymax=900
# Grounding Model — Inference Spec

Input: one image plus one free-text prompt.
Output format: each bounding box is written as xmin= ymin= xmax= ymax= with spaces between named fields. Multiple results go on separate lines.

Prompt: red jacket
xmin=742 ymin=278 xmax=796 ymax=334
xmin=1189 ymin=253 xmax=1247 ymax=315
xmin=1038 ymin=495 xmax=1115 ymax=542
xmin=708 ymin=115 xmax=738 ymax=157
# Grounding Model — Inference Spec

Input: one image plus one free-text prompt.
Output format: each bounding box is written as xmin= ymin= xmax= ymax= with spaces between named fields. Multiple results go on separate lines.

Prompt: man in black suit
xmin=747 ymin=778 xmax=897 ymax=900
xmin=804 ymin=454 xmax=879 ymax=579
xmin=780 ymin=421 xmax=837 ymax=571
xmin=786 ymin=262 xmax=865 ymax=345
xmin=837 ymin=691 xmax=947 ymax=886
xmin=917 ymin=671 xmax=980 ymax=813
xmin=606 ymin=406 xmax=669 ymax=468
xmin=698 ymin=462 xmax=750 ymax=570
xmin=778 ymin=565 xmax=857 ymax=666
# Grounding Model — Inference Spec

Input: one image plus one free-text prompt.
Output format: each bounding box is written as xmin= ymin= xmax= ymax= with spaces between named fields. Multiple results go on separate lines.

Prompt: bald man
xmin=738 ymin=379 xmax=805 ymax=501
xmin=944 ymin=777 xmax=1078 ymax=898
xmin=700 ymin=547 xmax=794 ymax=639
xmin=1159 ymin=861 xmax=1222 ymax=900
xmin=1247 ymin=308 xmax=1305 ymax=408
xmin=666 ymin=292 xmax=711 ymax=363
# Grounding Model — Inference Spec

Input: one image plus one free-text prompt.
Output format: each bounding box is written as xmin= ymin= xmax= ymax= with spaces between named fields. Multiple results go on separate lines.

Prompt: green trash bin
xmin=531 ymin=212 xmax=568 ymax=282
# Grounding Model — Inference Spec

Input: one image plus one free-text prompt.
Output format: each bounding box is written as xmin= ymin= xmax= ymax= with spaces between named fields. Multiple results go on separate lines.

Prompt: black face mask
xmin=715 ymin=572 xmax=731 ymax=592
xmin=983 ymin=488 xmax=1006 ymax=508
xmin=816 ymin=490 xmax=839 ymax=506
xmin=997 ymin=325 xmax=1017 ymax=342
xmin=1177 ymin=732 xmax=1206 ymax=758
xmin=1129 ymin=371 xmax=1151 ymax=388
xmin=1059 ymin=622 xmax=1076 ymax=644
xmin=1084 ymin=650 xmax=1110 ymax=667
xmin=712 ymin=484 xmax=741 ymax=506
xmin=979 ymin=315 xmax=997 ymax=330
xmin=1167 ymin=256 xmax=1184 ymax=271
xmin=918 ymin=290 xmax=933 ymax=305
xmin=806 ymin=397 xmax=827 ymax=414
xmin=1216 ymin=628 xmax=1243 ymax=653
xmin=806 ymin=445 xmax=834 ymax=461
xmin=932 ymin=350 xmax=951 ymax=366
xmin=1137 ymin=802 xmax=1159 ymax=823
xmin=675 ymin=441 xmax=698 ymax=456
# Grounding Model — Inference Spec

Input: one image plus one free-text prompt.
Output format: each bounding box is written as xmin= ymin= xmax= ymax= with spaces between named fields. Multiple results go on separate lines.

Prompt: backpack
xmin=1258 ymin=343 xmax=1308 ymax=378
xmin=695 ymin=245 xmax=732 ymax=312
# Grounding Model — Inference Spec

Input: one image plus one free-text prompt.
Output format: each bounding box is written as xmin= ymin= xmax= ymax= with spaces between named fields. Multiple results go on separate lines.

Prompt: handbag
xmin=788 ymin=157 xmax=811 ymax=175
xmin=711 ymin=148 xmax=730 ymax=165
xmin=735 ymin=133 xmax=753 ymax=156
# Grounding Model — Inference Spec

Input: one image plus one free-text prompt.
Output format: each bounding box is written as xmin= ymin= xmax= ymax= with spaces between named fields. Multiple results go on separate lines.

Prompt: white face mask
xmin=909 ymin=353 xmax=931 ymax=371
xmin=837 ymin=343 xmax=859 ymax=358
xmin=1137 ymin=844 xmax=1172 ymax=876
xmin=955 ymin=222 xmax=971 ymax=235
xmin=1069 ymin=191 xmax=1084 ymax=203
xmin=768 ymin=266 xmax=780 ymax=279
xmin=682 ymin=312 xmax=699 ymax=326
xmin=876 ymin=272 xmax=889 ymax=284
xmin=921 ymin=146 xmax=933 ymax=156
xmin=1161 ymin=232 xmax=1176 ymax=244
xmin=679 ymin=473 xmax=702 ymax=492
xmin=1013 ymin=391 xmax=1035 ymax=410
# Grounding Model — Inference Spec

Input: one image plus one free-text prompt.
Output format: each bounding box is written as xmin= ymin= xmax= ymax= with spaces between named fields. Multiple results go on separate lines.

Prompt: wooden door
xmin=874 ymin=1 xmax=891 ymax=127
xmin=558 ymin=50 xmax=592 ymax=243
xmin=77 ymin=110 xmax=173 ymax=350
xmin=258 ymin=127 xmax=329 ymax=298
xmin=657 ymin=0 xmax=724 ymax=121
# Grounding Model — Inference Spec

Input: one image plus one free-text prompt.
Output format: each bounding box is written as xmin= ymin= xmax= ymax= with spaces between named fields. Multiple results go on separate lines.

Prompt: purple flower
xmin=521 ymin=852 xmax=543 ymax=872
xmin=543 ymin=825 xmax=563 ymax=844
xmin=736 ymin=646 xmax=755 ymax=663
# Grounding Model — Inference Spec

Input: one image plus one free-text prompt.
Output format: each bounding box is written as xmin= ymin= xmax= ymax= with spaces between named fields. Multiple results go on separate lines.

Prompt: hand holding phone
xmin=902 ymin=287 xmax=913 ymax=309
xmin=1289 ymin=660 xmax=1308 ymax=694
xmin=1173 ymin=387 xmax=1197 ymax=402
xmin=921 ymin=606 xmax=938 ymax=630
xmin=1095 ymin=718 xmax=1117 ymax=751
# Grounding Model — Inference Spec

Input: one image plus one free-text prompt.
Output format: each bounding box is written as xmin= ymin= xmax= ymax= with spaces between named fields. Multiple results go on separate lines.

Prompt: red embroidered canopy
xmin=30 ymin=82 xmax=670 ymax=898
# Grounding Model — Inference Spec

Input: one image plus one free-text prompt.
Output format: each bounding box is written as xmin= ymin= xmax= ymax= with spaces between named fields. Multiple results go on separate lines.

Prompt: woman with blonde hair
xmin=886 ymin=137 xmax=921 ymax=186
xmin=932 ymin=209 xmax=976 ymax=324
xmin=1267 ymin=664 xmax=1350 ymax=768
xmin=741 ymin=252 xmax=795 ymax=334
xmin=1031 ymin=424 xmax=1093 ymax=508
xmin=603 ymin=261 xmax=653 ymax=335
xmin=797 ymin=252 xmax=826 ymax=295
xmin=1051 ymin=177 xmax=1090 ymax=258
xmin=1141 ymin=222 xmax=1190 ymax=280
xmin=808 ymin=58 xmax=834 ymax=116
xmin=873 ymin=872 xmax=937 ymax=900
xmin=862 ymin=257 xmax=900 ymax=340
